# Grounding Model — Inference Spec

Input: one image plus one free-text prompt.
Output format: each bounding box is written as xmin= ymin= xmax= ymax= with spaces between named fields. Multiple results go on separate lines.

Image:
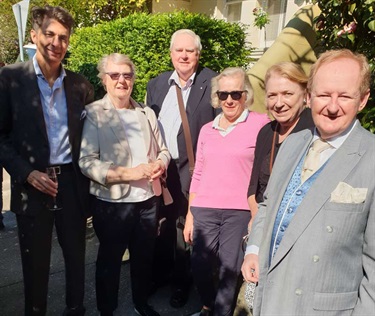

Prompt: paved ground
xmin=0 ymin=171 xmax=251 ymax=316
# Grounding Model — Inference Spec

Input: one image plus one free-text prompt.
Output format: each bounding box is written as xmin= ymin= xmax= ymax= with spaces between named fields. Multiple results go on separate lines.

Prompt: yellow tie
xmin=301 ymin=139 xmax=331 ymax=182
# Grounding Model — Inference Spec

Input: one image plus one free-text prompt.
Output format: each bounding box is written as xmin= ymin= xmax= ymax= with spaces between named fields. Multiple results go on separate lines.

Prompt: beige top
xmin=79 ymin=95 xmax=170 ymax=201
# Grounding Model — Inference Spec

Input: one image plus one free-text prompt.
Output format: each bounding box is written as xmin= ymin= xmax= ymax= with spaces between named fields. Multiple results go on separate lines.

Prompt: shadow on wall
xmin=248 ymin=4 xmax=321 ymax=114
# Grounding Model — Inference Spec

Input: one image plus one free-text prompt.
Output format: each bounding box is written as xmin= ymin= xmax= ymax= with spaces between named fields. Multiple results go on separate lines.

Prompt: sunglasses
xmin=105 ymin=72 xmax=134 ymax=80
xmin=216 ymin=90 xmax=246 ymax=101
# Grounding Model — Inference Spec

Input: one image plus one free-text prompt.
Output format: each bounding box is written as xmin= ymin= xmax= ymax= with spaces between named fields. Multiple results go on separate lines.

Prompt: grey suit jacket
xmin=248 ymin=122 xmax=375 ymax=315
xmin=0 ymin=60 xmax=94 ymax=215
xmin=79 ymin=95 xmax=170 ymax=200
xmin=146 ymin=66 xmax=218 ymax=195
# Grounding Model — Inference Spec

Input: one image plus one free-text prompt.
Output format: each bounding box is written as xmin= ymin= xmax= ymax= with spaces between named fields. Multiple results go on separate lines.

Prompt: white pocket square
xmin=330 ymin=182 xmax=367 ymax=204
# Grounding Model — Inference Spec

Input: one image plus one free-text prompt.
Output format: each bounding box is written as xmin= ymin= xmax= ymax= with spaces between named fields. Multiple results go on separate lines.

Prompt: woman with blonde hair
xmin=247 ymin=62 xmax=314 ymax=220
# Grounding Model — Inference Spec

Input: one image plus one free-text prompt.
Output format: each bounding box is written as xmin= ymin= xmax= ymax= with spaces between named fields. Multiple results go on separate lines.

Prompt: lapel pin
xmin=80 ymin=110 xmax=87 ymax=120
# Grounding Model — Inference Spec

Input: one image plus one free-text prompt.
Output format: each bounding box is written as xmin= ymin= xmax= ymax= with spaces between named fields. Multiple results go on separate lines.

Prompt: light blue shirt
xmin=33 ymin=56 xmax=72 ymax=165
xmin=158 ymin=71 xmax=195 ymax=159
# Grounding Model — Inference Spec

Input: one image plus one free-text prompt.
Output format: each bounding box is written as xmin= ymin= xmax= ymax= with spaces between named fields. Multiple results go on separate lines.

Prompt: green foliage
xmin=252 ymin=7 xmax=270 ymax=30
xmin=0 ymin=0 xmax=35 ymax=63
xmin=314 ymin=0 xmax=375 ymax=132
xmin=0 ymin=0 xmax=151 ymax=64
xmin=0 ymin=13 xmax=19 ymax=64
xmin=49 ymin=0 xmax=152 ymax=27
xmin=67 ymin=11 xmax=252 ymax=101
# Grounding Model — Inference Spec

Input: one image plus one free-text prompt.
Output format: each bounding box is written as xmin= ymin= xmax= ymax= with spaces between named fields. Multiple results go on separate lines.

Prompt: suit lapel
xmin=155 ymin=75 xmax=172 ymax=112
xmin=261 ymin=130 xmax=311 ymax=267
xmin=269 ymin=124 xmax=365 ymax=272
xmin=177 ymin=67 xmax=209 ymax=137
xmin=159 ymin=82 xmax=171 ymax=107
xmin=186 ymin=71 xmax=209 ymax=118
xmin=22 ymin=61 xmax=49 ymax=144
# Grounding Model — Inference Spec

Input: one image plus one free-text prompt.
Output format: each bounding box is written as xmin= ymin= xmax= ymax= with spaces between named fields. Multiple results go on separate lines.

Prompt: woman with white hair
xmin=79 ymin=53 xmax=170 ymax=316
xmin=183 ymin=67 xmax=269 ymax=316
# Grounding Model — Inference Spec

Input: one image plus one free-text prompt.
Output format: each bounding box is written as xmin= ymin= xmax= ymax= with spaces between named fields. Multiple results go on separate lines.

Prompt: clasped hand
xmin=133 ymin=160 xmax=165 ymax=181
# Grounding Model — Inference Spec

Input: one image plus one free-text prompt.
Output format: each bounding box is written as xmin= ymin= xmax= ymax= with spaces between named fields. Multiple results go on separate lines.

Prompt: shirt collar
xmin=313 ymin=119 xmax=358 ymax=149
xmin=168 ymin=70 xmax=196 ymax=89
xmin=212 ymin=109 xmax=249 ymax=130
xmin=33 ymin=55 xmax=66 ymax=80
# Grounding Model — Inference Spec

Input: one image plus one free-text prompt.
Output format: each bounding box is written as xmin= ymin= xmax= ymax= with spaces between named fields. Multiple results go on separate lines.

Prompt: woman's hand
xmin=183 ymin=211 xmax=194 ymax=244
xmin=106 ymin=163 xmax=158 ymax=183
xmin=131 ymin=163 xmax=153 ymax=181
xmin=149 ymin=160 xmax=165 ymax=181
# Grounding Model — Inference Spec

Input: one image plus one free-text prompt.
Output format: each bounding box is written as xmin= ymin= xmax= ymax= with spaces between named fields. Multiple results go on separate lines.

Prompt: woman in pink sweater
xmin=183 ymin=67 xmax=269 ymax=316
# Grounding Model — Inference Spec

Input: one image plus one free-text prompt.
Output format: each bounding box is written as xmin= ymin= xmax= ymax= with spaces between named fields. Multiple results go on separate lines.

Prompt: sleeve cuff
xmin=245 ymin=245 xmax=259 ymax=256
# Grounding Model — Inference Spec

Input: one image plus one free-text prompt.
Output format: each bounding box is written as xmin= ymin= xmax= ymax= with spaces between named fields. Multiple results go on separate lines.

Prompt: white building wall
xmin=152 ymin=0 xmax=191 ymax=13
xmin=152 ymin=0 xmax=312 ymax=51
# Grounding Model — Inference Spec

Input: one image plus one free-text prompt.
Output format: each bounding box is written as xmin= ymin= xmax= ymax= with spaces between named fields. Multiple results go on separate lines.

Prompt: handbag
xmin=160 ymin=175 xmax=173 ymax=205
xmin=244 ymin=281 xmax=256 ymax=310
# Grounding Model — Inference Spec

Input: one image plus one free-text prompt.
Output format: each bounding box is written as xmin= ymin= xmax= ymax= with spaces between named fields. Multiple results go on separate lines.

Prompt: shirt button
xmin=287 ymin=207 xmax=294 ymax=214
xmin=313 ymin=255 xmax=320 ymax=263
xmin=280 ymin=226 xmax=285 ymax=232
xmin=296 ymin=190 xmax=302 ymax=196
xmin=295 ymin=288 xmax=303 ymax=296
xmin=326 ymin=226 xmax=333 ymax=233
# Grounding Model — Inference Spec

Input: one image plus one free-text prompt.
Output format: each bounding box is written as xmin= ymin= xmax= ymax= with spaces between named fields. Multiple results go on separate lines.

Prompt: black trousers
xmin=16 ymin=170 xmax=87 ymax=316
xmin=0 ymin=167 xmax=3 ymax=220
xmin=92 ymin=196 xmax=159 ymax=313
xmin=191 ymin=207 xmax=250 ymax=316
xmin=152 ymin=159 xmax=191 ymax=290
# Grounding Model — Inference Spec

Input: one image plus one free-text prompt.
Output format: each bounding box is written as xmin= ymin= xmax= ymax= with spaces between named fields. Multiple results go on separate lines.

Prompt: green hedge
xmin=67 ymin=11 xmax=252 ymax=101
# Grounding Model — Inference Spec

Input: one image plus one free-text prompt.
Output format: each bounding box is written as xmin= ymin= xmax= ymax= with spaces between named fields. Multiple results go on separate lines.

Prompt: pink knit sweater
xmin=190 ymin=111 xmax=269 ymax=210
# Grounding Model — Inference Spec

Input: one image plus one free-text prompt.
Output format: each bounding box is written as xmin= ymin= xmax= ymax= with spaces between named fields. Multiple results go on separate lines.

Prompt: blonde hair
xmin=265 ymin=62 xmax=308 ymax=89
xmin=307 ymin=49 xmax=370 ymax=98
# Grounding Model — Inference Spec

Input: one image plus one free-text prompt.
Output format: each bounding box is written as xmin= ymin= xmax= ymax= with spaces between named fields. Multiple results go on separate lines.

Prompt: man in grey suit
xmin=146 ymin=29 xmax=218 ymax=307
xmin=0 ymin=6 xmax=94 ymax=315
xmin=242 ymin=49 xmax=375 ymax=315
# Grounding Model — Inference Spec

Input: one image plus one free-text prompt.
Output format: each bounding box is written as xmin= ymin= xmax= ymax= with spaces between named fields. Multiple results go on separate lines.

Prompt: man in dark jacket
xmin=0 ymin=6 xmax=94 ymax=315
xmin=147 ymin=29 xmax=218 ymax=308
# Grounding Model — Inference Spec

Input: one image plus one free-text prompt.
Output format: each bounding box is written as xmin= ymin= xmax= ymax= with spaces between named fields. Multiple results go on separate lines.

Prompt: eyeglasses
xmin=216 ymin=90 xmax=246 ymax=101
xmin=105 ymin=72 xmax=134 ymax=80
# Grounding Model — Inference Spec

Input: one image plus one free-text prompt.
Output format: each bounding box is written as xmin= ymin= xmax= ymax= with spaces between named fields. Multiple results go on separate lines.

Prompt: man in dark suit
xmin=0 ymin=167 xmax=4 ymax=230
xmin=146 ymin=29 xmax=218 ymax=308
xmin=0 ymin=6 xmax=94 ymax=316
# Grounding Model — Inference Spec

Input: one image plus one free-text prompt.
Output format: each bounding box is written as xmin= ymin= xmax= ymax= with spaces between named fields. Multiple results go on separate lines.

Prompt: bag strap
xmin=175 ymin=84 xmax=195 ymax=176
xmin=143 ymin=111 xmax=168 ymax=186
xmin=269 ymin=123 xmax=278 ymax=173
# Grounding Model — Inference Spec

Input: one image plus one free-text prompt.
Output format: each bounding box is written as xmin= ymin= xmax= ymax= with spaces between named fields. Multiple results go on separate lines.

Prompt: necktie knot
xmin=310 ymin=138 xmax=331 ymax=154
xmin=301 ymin=138 xmax=331 ymax=182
